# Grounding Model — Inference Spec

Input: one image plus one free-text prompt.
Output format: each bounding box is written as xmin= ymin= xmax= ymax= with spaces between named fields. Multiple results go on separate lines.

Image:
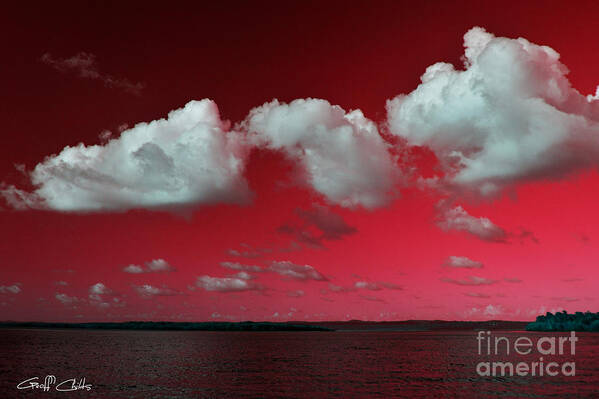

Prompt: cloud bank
xmin=5 ymin=27 xmax=599 ymax=215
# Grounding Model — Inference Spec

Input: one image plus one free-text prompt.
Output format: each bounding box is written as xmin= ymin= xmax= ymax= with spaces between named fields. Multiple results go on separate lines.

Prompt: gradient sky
xmin=2 ymin=0 xmax=599 ymax=322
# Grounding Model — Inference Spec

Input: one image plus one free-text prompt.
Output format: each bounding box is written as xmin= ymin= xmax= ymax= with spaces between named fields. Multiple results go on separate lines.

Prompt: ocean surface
xmin=1 ymin=328 xmax=598 ymax=398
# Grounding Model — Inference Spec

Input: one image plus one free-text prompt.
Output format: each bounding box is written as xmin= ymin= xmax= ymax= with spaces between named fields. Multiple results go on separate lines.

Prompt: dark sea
xmin=1 ymin=328 xmax=598 ymax=398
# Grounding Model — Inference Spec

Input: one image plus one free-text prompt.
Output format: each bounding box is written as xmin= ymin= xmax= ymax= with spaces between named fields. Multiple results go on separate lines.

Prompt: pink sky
xmin=1 ymin=1 xmax=599 ymax=322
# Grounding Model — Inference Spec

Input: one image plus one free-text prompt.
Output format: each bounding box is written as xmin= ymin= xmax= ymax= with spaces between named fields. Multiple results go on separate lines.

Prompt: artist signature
xmin=17 ymin=375 xmax=92 ymax=392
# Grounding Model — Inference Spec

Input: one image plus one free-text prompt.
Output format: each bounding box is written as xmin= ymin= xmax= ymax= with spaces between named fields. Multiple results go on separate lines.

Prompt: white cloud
xmin=196 ymin=276 xmax=261 ymax=292
xmin=437 ymin=205 xmax=507 ymax=242
xmin=269 ymin=260 xmax=328 ymax=281
xmin=219 ymin=261 xmax=263 ymax=272
xmin=0 ymin=284 xmax=21 ymax=294
xmin=2 ymin=100 xmax=249 ymax=212
xmin=444 ymin=256 xmax=483 ymax=269
xmin=124 ymin=259 xmax=176 ymax=273
xmin=133 ymin=284 xmax=179 ymax=297
xmin=233 ymin=271 xmax=254 ymax=280
xmin=123 ymin=265 xmax=144 ymax=274
xmin=355 ymin=281 xmax=382 ymax=291
xmin=145 ymin=259 xmax=174 ymax=272
xmin=483 ymin=304 xmax=504 ymax=317
xmin=326 ymin=283 xmax=355 ymax=293
xmin=387 ymin=27 xmax=599 ymax=197
xmin=353 ymin=280 xmax=402 ymax=291
xmin=441 ymin=276 xmax=497 ymax=286
xmin=244 ymin=98 xmax=398 ymax=209
xmin=55 ymin=293 xmax=78 ymax=304
xmin=89 ymin=282 xmax=111 ymax=295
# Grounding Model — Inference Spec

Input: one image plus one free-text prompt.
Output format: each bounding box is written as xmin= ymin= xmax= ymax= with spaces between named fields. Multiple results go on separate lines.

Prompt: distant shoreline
xmin=0 ymin=320 xmax=531 ymax=332
xmin=0 ymin=321 xmax=334 ymax=332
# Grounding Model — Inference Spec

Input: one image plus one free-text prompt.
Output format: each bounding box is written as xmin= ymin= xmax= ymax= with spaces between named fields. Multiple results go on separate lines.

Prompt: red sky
xmin=2 ymin=0 xmax=599 ymax=322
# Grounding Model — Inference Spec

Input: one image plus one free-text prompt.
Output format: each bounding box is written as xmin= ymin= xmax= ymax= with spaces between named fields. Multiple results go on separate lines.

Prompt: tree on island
xmin=526 ymin=311 xmax=599 ymax=332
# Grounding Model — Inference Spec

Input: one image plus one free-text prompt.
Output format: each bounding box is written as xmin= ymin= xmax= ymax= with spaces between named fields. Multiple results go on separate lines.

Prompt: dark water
xmin=1 ymin=329 xmax=598 ymax=398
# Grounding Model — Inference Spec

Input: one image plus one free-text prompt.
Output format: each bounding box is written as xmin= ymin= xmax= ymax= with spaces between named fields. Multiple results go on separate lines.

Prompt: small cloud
xmin=354 ymin=281 xmax=402 ymax=291
xmin=269 ymin=261 xmax=328 ymax=281
xmin=220 ymin=261 xmax=263 ymax=273
xmin=145 ymin=259 xmax=175 ymax=272
xmin=55 ymin=293 xmax=79 ymax=304
xmin=436 ymin=205 xmax=507 ymax=243
xmin=133 ymin=284 xmax=180 ymax=297
xmin=297 ymin=205 xmax=357 ymax=240
xmin=278 ymin=205 xmax=357 ymax=248
xmin=54 ymin=281 xmax=69 ymax=286
xmin=355 ymin=281 xmax=383 ymax=291
xmin=441 ymin=276 xmax=497 ymax=286
xmin=41 ymin=52 xmax=144 ymax=95
xmin=196 ymin=276 xmax=262 ymax=292
xmin=0 ymin=284 xmax=21 ymax=294
xmin=287 ymin=290 xmax=305 ymax=297
xmin=123 ymin=265 xmax=144 ymax=274
xmin=359 ymin=294 xmax=386 ymax=303
xmin=123 ymin=259 xmax=176 ymax=274
xmin=483 ymin=304 xmax=503 ymax=317
xmin=513 ymin=228 xmax=539 ymax=244
xmin=226 ymin=244 xmax=273 ymax=258
xmin=89 ymin=282 xmax=111 ymax=295
xmin=327 ymin=283 xmax=355 ymax=293
xmin=232 ymin=271 xmax=254 ymax=280
xmin=464 ymin=292 xmax=491 ymax=298
xmin=444 ymin=256 xmax=483 ymax=269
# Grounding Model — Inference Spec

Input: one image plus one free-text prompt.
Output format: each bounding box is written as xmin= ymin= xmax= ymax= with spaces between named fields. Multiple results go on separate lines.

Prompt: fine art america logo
xmin=476 ymin=331 xmax=577 ymax=377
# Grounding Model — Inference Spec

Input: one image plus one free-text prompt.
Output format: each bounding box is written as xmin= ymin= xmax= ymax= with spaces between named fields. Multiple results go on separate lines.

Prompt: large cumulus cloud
xmin=387 ymin=27 xmax=599 ymax=196
xmin=1 ymin=100 xmax=249 ymax=211
xmin=244 ymin=99 xmax=398 ymax=209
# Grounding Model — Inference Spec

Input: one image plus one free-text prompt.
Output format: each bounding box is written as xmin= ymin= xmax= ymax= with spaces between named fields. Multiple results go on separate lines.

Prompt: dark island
xmin=0 ymin=321 xmax=334 ymax=331
xmin=526 ymin=311 xmax=599 ymax=332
